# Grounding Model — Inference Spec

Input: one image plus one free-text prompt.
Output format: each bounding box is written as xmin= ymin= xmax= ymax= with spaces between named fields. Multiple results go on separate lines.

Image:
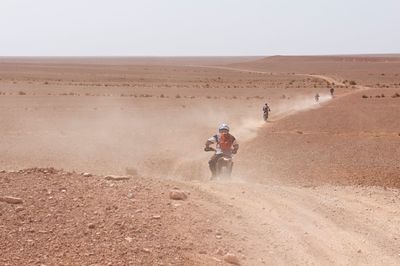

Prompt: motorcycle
xmin=263 ymin=111 xmax=269 ymax=122
xmin=205 ymin=147 xmax=233 ymax=179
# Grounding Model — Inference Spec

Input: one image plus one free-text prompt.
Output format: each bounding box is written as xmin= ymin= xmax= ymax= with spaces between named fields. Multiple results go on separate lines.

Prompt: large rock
xmin=169 ymin=189 xmax=188 ymax=200
xmin=223 ymin=253 xmax=240 ymax=265
xmin=0 ymin=196 xmax=23 ymax=204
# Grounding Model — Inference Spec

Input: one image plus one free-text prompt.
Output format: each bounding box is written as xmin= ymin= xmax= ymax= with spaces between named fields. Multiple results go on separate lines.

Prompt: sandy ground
xmin=1 ymin=56 xmax=400 ymax=265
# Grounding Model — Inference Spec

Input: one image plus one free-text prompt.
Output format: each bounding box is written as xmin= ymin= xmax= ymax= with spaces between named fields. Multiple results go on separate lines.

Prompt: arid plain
xmin=1 ymin=56 xmax=400 ymax=265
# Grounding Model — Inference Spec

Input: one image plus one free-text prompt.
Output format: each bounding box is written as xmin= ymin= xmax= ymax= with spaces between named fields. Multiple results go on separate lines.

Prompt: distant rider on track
xmin=263 ymin=102 xmax=271 ymax=121
xmin=204 ymin=123 xmax=239 ymax=178
xmin=315 ymin=93 xmax=320 ymax=102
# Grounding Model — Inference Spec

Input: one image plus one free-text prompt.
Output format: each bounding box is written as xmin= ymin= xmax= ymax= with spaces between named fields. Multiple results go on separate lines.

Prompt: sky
xmin=0 ymin=0 xmax=399 ymax=56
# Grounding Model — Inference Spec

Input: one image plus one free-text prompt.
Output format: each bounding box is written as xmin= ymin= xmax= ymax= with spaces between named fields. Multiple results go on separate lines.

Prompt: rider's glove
xmin=204 ymin=147 xmax=211 ymax=152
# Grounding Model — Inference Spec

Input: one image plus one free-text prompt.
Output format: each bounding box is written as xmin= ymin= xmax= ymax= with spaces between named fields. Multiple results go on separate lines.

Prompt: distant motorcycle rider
xmin=204 ymin=123 xmax=239 ymax=178
xmin=263 ymin=103 xmax=271 ymax=121
xmin=329 ymin=88 xmax=335 ymax=97
xmin=315 ymin=93 xmax=320 ymax=102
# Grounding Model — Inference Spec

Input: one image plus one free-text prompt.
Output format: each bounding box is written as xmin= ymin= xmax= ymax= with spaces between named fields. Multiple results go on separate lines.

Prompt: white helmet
xmin=218 ymin=123 xmax=230 ymax=131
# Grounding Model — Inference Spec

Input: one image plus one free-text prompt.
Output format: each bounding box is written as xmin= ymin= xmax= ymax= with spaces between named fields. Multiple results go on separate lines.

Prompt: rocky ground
xmin=0 ymin=168 xmax=244 ymax=265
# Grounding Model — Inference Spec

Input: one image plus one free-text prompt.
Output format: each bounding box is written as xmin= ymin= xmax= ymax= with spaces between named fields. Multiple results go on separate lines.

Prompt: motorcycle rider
xmin=204 ymin=123 xmax=239 ymax=178
xmin=330 ymin=88 xmax=335 ymax=97
xmin=263 ymin=103 xmax=271 ymax=121
xmin=315 ymin=93 xmax=320 ymax=102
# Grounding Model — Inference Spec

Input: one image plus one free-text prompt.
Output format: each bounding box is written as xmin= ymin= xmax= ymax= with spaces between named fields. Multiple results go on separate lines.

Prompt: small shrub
xmin=362 ymin=95 xmax=368 ymax=98
xmin=349 ymin=80 xmax=357 ymax=85
xmin=175 ymin=94 xmax=181 ymax=98
xmin=392 ymin=92 xmax=400 ymax=98
xmin=18 ymin=91 xmax=26 ymax=95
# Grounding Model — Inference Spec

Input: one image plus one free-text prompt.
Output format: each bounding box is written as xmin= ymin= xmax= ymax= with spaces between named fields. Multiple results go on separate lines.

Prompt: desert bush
xmin=349 ymin=80 xmax=357 ymax=85
xmin=362 ymin=95 xmax=368 ymax=98
xmin=175 ymin=94 xmax=181 ymax=98
xmin=392 ymin=92 xmax=400 ymax=98
xmin=160 ymin=94 xmax=165 ymax=98
xmin=44 ymin=81 xmax=49 ymax=85
xmin=381 ymin=94 xmax=385 ymax=98
xmin=18 ymin=91 xmax=26 ymax=95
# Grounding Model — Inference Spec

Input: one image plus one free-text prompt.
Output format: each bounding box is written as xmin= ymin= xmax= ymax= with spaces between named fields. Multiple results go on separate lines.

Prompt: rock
xmin=82 ymin=173 xmax=92 ymax=177
xmin=216 ymin=248 xmax=224 ymax=256
xmin=127 ymin=192 xmax=134 ymax=199
xmin=125 ymin=237 xmax=133 ymax=243
xmin=152 ymin=215 xmax=161 ymax=219
xmin=169 ymin=190 xmax=187 ymax=200
xmin=212 ymin=257 xmax=222 ymax=262
xmin=88 ymin=223 xmax=95 ymax=229
xmin=105 ymin=175 xmax=130 ymax=181
xmin=143 ymin=248 xmax=151 ymax=253
xmin=15 ymin=206 xmax=25 ymax=212
xmin=223 ymin=253 xmax=240 ymax=265
xmin=0 ymin=196 xmax=23 ymax=204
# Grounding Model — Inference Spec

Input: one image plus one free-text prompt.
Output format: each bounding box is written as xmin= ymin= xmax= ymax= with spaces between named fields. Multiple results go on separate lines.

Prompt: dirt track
xmin=1 ymin=56 xmax=400 ymax=265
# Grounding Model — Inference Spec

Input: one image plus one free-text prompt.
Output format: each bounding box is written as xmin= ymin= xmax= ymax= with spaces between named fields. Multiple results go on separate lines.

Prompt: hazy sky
xmin=1 ymin=0 xmax=399 ymax=56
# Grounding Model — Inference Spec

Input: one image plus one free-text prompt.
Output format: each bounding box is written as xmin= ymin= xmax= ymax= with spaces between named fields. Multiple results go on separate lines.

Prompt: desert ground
xmin=1 ymin=56 xmax=399 ymax=265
